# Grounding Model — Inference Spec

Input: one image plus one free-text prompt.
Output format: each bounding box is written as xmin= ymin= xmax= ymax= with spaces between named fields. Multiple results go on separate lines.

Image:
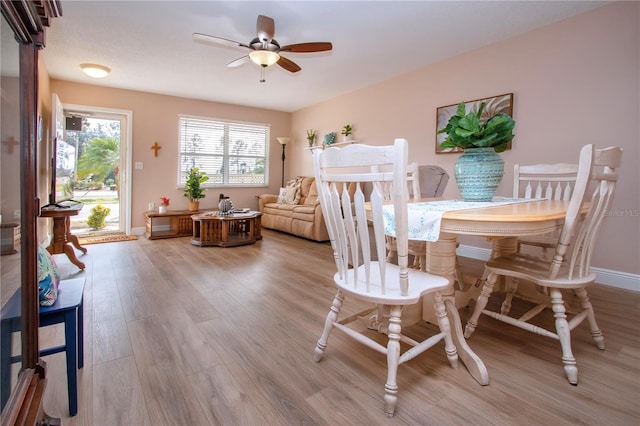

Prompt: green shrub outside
xmin=87 ymin=204 xmax=111 ymax=230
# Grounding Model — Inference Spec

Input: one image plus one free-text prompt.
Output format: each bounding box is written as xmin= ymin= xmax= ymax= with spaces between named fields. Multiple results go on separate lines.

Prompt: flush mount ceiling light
xmin=248 ymin=50 xmax=280 ymax=67
xmin=80 ymin=63 xmax=110 ymax=78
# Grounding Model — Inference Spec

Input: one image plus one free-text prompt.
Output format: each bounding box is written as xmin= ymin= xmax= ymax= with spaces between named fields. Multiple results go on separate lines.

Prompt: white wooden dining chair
xmin=465 ymin=144 xmax=623 ymax=385
xmin=513 ymin=162 xmax=579 ymax=252
xmin=312 ymin=139 xmax=459 ymax=417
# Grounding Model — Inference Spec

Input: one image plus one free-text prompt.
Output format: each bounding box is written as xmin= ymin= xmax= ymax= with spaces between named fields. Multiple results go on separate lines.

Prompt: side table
xmin=191 ymin=211 xmax=262 ymax=247
xmin=144 ymin=210 xmax=212 ymax=239
xmin=40 ymin=204 xmax=87 ymax=270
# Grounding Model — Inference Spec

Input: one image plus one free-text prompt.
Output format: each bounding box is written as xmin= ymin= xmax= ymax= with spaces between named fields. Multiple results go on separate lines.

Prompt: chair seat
xmin=486 ymin=254 xmax=596 ymax=288
xmin=335 ymin=262 xmax=450 ymax=305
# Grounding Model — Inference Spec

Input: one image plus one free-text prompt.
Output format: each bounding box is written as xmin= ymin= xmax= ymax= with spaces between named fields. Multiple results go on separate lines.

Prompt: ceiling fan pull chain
xmin=260 ymin=65 xmax=266 ymax=83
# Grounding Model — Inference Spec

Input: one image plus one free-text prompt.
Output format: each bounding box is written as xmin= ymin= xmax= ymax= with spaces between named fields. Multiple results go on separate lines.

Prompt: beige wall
xmin=289 ymin=2 xmax=639 ymax=277
xmin=48 ymin=80 xmax=291 ymax=229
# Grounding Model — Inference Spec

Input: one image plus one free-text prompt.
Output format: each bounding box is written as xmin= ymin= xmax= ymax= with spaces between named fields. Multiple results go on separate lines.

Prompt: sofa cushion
xmin=304 ymin=181 xmax=318 ymax=205
xmin=263 ymin=203 xmax=296 ymax=218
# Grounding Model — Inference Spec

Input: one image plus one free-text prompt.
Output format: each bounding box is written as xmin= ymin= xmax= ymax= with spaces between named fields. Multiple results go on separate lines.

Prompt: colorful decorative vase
xmin=454 ymin=147 xmax=504 ymax=202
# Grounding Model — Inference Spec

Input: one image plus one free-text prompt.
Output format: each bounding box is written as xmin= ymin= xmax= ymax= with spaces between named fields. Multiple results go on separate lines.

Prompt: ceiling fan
xmin=193 ymin=15 xmax=332 ymax=82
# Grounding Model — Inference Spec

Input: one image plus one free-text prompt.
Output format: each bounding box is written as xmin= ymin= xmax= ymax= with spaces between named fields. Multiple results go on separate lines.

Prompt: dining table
xmin=378 ymin=198 xmax=573 ymax=386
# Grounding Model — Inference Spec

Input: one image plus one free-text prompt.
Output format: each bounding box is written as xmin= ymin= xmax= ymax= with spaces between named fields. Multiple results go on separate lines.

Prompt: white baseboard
xmin=131 ymin=226 xmax=145 ymax=236
xmin=457 ymin=244 xmax=640 ymax=292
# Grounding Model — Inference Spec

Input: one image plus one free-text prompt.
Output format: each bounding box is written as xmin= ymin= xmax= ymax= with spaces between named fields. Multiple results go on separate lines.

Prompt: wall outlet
xmin=135 ymin=162 xmax=144 ymax=169
xmin=13 ymin=210 xmax=20 ymax=219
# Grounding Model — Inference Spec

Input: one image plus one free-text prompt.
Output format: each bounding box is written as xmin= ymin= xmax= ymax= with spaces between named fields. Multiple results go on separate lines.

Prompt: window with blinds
xmin=178 ymin=115 xmax=269 ymax=187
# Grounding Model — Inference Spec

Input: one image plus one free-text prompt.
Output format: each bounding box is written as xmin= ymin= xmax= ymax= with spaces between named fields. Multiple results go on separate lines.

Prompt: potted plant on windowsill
xmin=437 ymin=101 xmax=515 ymax=201
xmin=184 ymin=167 xmax=209 ymax=211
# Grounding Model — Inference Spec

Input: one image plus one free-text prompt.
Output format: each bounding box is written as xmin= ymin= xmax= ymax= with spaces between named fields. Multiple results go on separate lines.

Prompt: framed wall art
xmin=435 ymin=92 xmax=514 ymax=154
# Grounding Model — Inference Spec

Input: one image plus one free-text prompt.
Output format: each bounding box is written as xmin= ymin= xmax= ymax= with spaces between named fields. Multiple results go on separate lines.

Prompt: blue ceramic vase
xmin=454 ymin=148 xmax=504 ymax=202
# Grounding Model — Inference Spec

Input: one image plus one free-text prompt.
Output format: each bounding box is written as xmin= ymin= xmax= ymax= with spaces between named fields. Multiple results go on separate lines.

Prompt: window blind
xmin=178 ymin=115 xmax=269 ymax=187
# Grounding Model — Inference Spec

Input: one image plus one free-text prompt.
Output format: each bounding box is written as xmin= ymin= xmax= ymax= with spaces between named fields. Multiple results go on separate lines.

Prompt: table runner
xmin=383 ymin=197 xmax=532 ymax=242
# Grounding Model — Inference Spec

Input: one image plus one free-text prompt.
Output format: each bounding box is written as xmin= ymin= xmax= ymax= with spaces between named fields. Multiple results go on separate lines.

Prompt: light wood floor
xmin=2 ymin=230 xmax=639 ymax=425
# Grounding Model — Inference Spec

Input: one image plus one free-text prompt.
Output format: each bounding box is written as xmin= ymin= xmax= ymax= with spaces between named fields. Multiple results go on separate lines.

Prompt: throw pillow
xmin=277 ymin=187 xmax=297 ymax=205
xmin=286 ymin=177 xmax=305 ymax=204
xmin=37 ymin=243 xmax=60 ymax=306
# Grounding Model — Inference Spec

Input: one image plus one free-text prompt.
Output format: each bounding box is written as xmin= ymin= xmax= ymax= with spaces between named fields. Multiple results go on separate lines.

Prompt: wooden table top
xmin=374 ymin=198 xmax=573 ymax=238
xmin=440 ymin=199 xmax=570 ymax=222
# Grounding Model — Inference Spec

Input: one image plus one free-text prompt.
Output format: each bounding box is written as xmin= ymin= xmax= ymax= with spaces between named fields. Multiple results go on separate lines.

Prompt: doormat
xmin=77 ymin=232 xmax=138 ymax=245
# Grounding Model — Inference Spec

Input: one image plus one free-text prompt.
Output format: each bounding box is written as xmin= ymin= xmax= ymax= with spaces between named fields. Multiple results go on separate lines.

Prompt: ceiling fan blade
xmin=193 ymin=32 xmax=251 ymax=50
xmin=279 ymin=42 xmax=333 ymax=53
xmin=277 ymin=56 xmax=301 ymax=73
xmin=227 ymin=56 xmax=250 ymax=68
xmin=256 ymin=15 xmax=275 ymax=44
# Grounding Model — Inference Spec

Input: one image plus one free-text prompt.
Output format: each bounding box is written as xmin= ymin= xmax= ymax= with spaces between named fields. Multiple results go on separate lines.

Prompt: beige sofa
xmin=258 ymin=176 xmax=329 ymax=242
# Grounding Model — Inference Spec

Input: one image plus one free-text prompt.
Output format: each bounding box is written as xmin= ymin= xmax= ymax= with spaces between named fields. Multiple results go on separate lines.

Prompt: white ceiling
xmin=39 ymin=1 xmax=607 ymax=113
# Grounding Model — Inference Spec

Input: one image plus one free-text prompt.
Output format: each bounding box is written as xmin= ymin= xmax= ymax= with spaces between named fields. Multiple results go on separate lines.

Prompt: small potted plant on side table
xmin=158 ymin=197 xmax=169 ymax=214
xmin=184 ymin=168 xmax=209 ymax=211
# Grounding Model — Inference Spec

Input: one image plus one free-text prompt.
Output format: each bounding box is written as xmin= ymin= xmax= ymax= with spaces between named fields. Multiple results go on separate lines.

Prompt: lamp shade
xmin=249 ymin=50 xmax=280 ymax=67
xmin=277 ymin=137 xmax=291 ymax=145
xmin=80 ymin=63 xmax=110 ymax=78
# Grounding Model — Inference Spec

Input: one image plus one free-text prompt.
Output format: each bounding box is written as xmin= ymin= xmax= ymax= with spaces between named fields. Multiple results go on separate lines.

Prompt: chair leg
xmin=0 ymin=319 xmax=12 ymax=411
xmin=500 ymin=278 xmax=519 ymax=315
xmin=314 ymin=290 xmax=344 ymax=362
xmin=384 ymin=305 xmax=401 ymax=417
xmin=574 ymin=288 xmax=605 ymax=350
xmin=433 ymin=292 xmax=459 ymax=368
xmin=386 ymin=249 xmax=396 ymax=264
xmin=64 ymin=310 xmax=78 ymax=416
xmin=464 ymin=271 xmax=496 ymax=339
xmin=368 ymin=305 xmax=388 ymax=333
xmin=549 ymin=289 xmax=578 ymax=385
xmin=78 ymin=299 xmax=84 ymax=369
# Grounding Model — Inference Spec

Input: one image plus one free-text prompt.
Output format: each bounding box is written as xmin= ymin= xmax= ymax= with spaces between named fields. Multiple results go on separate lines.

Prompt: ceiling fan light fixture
xmin=80 ymin=63 xmax=111 ymax=78
xmin=249 ymin=50 xmax=280 ymax=67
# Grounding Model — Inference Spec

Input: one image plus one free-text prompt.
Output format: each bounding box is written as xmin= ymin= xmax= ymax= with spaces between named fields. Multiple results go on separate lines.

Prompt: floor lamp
xmin=277 ymin=137 xmax=290 ymax=187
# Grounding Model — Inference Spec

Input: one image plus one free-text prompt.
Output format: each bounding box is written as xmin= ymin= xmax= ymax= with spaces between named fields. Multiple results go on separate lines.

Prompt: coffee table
xmin=191 ymin=211 xmax=262 ymax=247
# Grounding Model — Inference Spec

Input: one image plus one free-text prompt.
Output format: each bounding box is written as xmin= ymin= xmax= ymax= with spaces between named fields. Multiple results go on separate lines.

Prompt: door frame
xmin=62 ymin=103 xmax=133 ymax=234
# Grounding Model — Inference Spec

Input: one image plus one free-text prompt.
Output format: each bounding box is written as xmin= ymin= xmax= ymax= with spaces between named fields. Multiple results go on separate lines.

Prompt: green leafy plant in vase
xmin=437 ymin=101 xmax=516 ymax=201
xmin=306 ymin=129 xmax=317 ymax=147
xmin=341 ymin=124 xmax=353 ymax=142
xmin=184 ymin=167 xmax=209 ymax=211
